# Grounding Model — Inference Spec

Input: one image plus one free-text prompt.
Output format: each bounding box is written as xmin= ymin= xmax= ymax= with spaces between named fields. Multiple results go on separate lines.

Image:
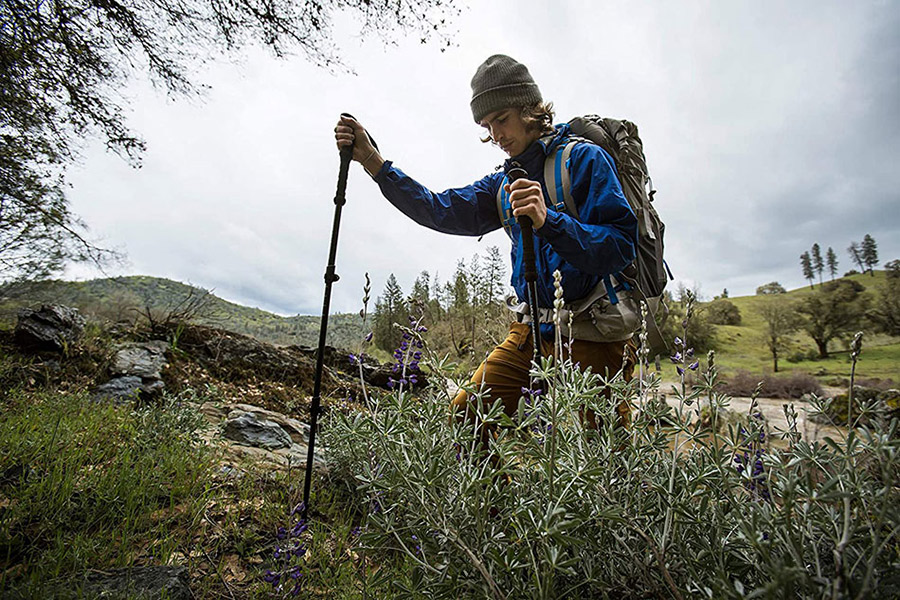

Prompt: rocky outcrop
xmin=196 ymin=400 xmax=327 ymax=473
xmin=93 ymin=341 xmax=170 ymax=403
xmin=14 ymin=304 xmax=85 ymax=352
xmin=223 ymin=412 xmax=293 ymax=450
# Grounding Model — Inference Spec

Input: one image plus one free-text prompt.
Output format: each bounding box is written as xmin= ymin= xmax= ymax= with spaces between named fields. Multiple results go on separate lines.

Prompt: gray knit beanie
xmin=470 ymin=55 xmax=542 ymax=123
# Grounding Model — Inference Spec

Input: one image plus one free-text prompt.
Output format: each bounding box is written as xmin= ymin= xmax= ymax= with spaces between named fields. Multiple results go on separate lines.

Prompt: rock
xmin=93 ymin=341 xmax=169 ymax=403
xmin=230 ymin=403 xmax=310 ymax=444
xmin=93 ymin=376 xmax=166 ymax=403
xmin=112 ymin=341 xmax=169 ymax=379
xmin=223 ymin=412 xmax=292 ymax=450
xmin=3 ymin=566 xmax=191 ymax=599
xmin=14 ymin=304 xmax=85 ymax=352
xmin=77 ymin=565 xmax=191 ymax=599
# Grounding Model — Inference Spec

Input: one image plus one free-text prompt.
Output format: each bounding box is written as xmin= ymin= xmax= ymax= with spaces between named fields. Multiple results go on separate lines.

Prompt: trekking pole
xmin=301 ymin=114 xmax=357 ymax=520
xmin=507 ymin=165 xmax=543 ymax=368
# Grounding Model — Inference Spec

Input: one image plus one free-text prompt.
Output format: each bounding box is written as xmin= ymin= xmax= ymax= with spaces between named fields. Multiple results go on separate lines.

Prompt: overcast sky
xmin=64 ymin=0 xmax=900 ymax=316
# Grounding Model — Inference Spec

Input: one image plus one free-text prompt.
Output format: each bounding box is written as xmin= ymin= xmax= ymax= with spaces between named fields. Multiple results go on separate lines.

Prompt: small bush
xmin=786 ymin=349 xmax=819 ymax=363
xmin=720 ymin=370 xmax=823 ymax=399
xmin=705 ymin=298 xmax=742 ymax=325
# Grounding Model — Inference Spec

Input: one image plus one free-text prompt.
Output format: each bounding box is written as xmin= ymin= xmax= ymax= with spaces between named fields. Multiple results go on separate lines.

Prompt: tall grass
xmin=0 ymin=390 xmax=212 ymax=595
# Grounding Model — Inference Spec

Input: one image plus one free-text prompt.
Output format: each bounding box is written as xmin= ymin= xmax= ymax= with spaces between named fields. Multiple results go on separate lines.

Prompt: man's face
xmin=479 ymin=108 xmax=541 ymax=157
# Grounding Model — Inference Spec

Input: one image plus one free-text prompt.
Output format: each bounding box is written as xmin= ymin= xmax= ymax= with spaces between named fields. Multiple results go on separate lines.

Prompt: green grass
xmin=702 ymin=272 xmax=900 ymax=383
xmin=0 ymin=386 xmax=418 ymax=599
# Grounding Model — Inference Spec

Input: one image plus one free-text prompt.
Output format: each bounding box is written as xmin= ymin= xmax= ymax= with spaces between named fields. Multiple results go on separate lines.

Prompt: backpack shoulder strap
xmin=543 ymin=140 xmax=579 ymax=219
xmin=495 ymin=173 xmax=515 ymax=237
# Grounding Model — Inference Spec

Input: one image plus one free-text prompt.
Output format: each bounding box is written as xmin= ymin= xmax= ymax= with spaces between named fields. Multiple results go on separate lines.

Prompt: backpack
xmin=497 ymin=115 xmax=672 ymax=354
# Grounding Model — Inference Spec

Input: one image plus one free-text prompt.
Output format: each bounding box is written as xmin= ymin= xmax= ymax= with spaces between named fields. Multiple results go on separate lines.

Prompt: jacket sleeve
xmin=372 ymin=161 xmax=504 ymax=236
xmin=535 ymin=143 xmax=637 ymax=275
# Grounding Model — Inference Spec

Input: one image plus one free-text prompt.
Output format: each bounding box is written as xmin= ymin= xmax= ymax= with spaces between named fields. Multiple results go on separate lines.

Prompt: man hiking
xmin=334 ymin=54 xmax=638 ymax=430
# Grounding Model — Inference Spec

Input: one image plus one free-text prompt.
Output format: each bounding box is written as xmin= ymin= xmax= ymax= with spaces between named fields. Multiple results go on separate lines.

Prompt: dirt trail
xmin=664 ymin=394 xmax=846 ymax=446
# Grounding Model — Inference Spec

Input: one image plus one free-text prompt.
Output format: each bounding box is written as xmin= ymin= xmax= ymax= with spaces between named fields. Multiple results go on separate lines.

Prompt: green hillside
xmin=0 ymin=276 xmax=367 ymax=350
xmin=704 ymin=271 xmax=900 ymax=383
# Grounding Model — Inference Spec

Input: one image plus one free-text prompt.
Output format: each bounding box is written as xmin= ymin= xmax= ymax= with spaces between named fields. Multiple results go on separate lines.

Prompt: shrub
xmin=721 ymin=370 xmax=823 ymax=399
xmin=705 ymin=298 xmax=741 ymax=325
xmin=755 ymin=281 xmax=786 ymax=295
xmin=323 ymin=347 xmax=899 ymax=599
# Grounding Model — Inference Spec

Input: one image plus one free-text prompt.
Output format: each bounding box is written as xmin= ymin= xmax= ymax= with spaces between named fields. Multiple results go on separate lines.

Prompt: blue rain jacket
xmin=372 ymin=124 xmax=637 ymax=327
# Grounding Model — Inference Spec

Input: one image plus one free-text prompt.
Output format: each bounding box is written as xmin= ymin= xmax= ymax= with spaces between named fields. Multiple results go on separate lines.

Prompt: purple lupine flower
xmin=264 ymin=570 xmax=280 ymax=584
xmin=674 ymin=336 xmax=683 ymax=347
xmin=276 ymin=526 xmax=287 ymax=540
xmin=292 ymin=543 xmax=307 ymax=557
xmin=689 ymin=361 xmax=699 ymax=371
xmin=273 ymin=546 xmax=283 ymax=559
xmin=289 ymin=566 xmax=302 ymax=580
xmin=686 ymin=347 xmax=694 ymax=358
xmin=291 ymin=582 xmax=302 ymax=596
xmin=291 ymin=520 xmax=308 ymax=537
xmin=670 ymin=352 xmax=682 ymax=363
xmin=393 ymin=349 xmax=403 ymax=360
xmin=291 ymin=502 xmax=306 ymax=516
xmin=408 ymin=374 xmax=418 ymax=385
xmin=413 ymin=351 xmax=422 ymax=360
xmin=676 ymin=366 xmax=685 ymax=376
xmin=365 ymin=331 xmax=374 ymax=342
xmin=387 ymin=378 xmax=395 ymax=389
xmin=418 ymin=325 xmax=428 ymax=333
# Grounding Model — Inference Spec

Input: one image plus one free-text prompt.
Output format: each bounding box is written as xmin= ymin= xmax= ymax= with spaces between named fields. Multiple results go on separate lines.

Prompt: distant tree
xmin=705 ymin=299 xmax=741 ymax=326
xmin=479 ymin=245 xmax=507 ymax=306
xmin=756 ymin=282 xmax=787 ymax=295
xmin=826 ymin=247 xmax=839 ymax=281
xmin=722 ymin=288 xmax=728 ymax=298
xmin=797 ymin=279 xmax=870 ymax=358
xmin=411 ymin=271 xmax=431 ymax=305
xmin=1 ymin=0 xmax=459 ymax=281
xmin=868 ymin=260 xmax=900 ymax=336
xmin=800 ymin=251 xmax=815 ymax=289
xmin=756 ymin=298 xmax=801 ymax=372
xmin=451 ymin=260 xmax=470 ymax=310
xmin=861 ymin=234 xmax=879 ymax=276
xmin=848 ymin=241 xmax=866 ymax=273
xmin=886 ymin=259 xmax=900 ymax=278
xmin=374 ymin=274 xmax=406 ymax=352
xmin=811 ymin=243 xmax=824 ymax=285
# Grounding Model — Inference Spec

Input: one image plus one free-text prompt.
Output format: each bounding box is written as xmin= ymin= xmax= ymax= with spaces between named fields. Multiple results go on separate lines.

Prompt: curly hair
xmin=480 ymin=101 xmax=556 ymax=145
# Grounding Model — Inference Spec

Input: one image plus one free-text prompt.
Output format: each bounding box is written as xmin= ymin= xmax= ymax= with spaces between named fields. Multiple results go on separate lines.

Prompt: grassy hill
xmin=703 ymin=271 xmax=899 ymax=383
xmin=0 ymin=276 xmax=367 ymax=350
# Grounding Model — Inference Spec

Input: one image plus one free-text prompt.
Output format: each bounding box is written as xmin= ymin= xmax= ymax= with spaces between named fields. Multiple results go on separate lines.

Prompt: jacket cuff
xmin=372 ymin=160 xmax=392 ymax=181
xmin=535 ymin=209 xmax=564 ymax=240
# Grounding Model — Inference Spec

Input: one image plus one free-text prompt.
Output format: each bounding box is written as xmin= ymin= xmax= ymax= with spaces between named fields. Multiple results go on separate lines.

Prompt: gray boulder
xmin=14 ymin=304 xmax=85 ymax=352
xmin=112 ymin=340 xmax=169 ymax=379
xmin=93 ymin=376 xmax=166 ymax=404
xmin=223 ymin=411 xmax=292 ymax=450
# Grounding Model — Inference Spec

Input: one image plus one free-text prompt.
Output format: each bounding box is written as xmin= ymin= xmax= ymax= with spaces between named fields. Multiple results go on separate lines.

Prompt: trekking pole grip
xmin=508 ymin=166 xmax=537 ymax=283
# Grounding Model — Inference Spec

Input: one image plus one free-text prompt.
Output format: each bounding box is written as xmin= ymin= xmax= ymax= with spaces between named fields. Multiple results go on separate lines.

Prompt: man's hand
xmin=334 ymin=115 xmax=384 ymax=175
xmin=507 ymin=178 xmax=547 ymax=230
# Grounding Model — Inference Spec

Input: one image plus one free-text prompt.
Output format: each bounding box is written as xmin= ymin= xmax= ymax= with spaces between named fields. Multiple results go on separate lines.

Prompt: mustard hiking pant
xmin=450 ymin=322 xmax=635 ymax=431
